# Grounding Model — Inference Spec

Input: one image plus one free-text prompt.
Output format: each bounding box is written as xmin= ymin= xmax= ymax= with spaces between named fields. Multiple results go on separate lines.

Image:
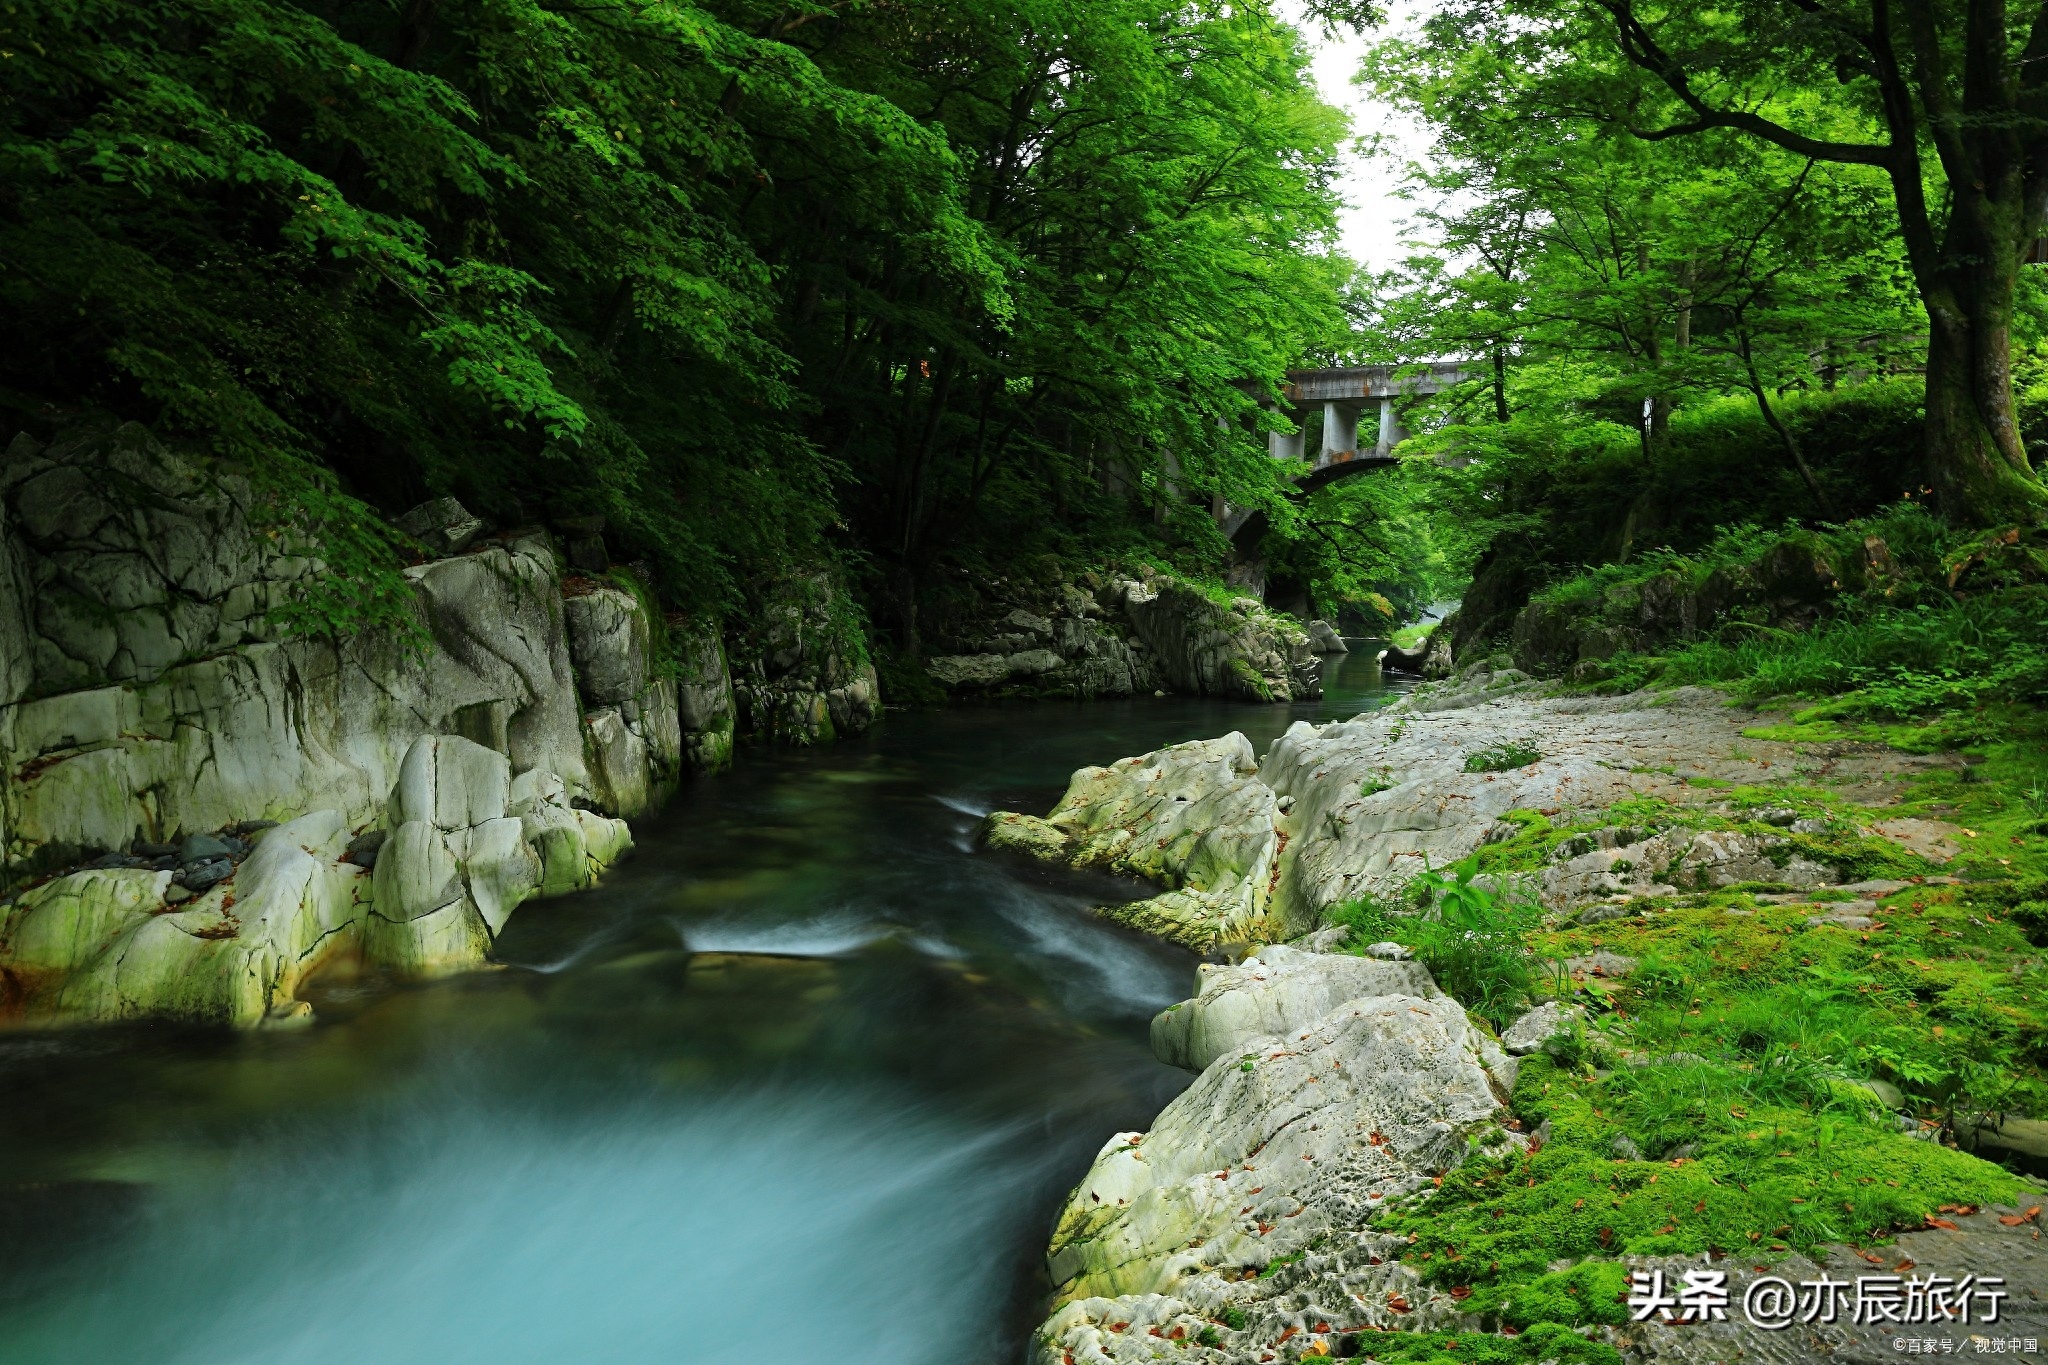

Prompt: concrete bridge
xmin=1262 ymin=360 xmax=1473 ymax=492
xmin=1217 ymin=361 xmax=1474 ymax=546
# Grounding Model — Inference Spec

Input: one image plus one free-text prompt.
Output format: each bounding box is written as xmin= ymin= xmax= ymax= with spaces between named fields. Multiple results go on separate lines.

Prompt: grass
xmin=1596 ymin=589 xmax=2048 ymax=713
xmin=1307 ymin=507 xmax=2048 ymax=1355
xmin=1465 ymin=741 xmax=1543 ymax=773
xmin=1532 ymin=506 xmax=2048 ymax=724
xmin=1393 ymin=620 xmax=1439 ymax=651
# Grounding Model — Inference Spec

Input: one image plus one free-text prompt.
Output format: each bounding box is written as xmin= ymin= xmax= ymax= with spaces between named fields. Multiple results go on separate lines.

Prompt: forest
xmin=7 ymin=2 xmax=2048 ymax=1360
xmin=5 ymin=0 xmax=2046 ymax=673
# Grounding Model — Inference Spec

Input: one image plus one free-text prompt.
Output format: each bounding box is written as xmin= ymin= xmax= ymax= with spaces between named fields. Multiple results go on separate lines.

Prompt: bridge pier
xmin=1266 ymin=416 xmax=1304 ymax=461
xmin=1374 ymin=398 xmax=1409 ymax=457
xmin=1320 ymin=401 xmax=1360 ymax=464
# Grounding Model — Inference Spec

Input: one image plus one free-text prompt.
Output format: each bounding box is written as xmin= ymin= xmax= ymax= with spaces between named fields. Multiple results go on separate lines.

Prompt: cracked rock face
xmin=923 ymin=571 xmax=1318 ymax=703
xmin=1150 ymin=943 xmax=1441 ymax=1072
xmin=0 ymin=421 xmax=666 ymax=1024
xmin=0 ymin=421 xmax=693 ymax=882
xmin=1038 ymin=978 xmax=1514 ymax=1363
xmin=726 ymin=571 xmax=880 ymax=747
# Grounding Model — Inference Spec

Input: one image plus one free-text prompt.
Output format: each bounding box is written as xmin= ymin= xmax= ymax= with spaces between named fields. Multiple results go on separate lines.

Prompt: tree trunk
xmin=1491 ymin=342 xmax=1509 ymax=423
xmin=1921 ymin=278 xmax=2046 ymax=525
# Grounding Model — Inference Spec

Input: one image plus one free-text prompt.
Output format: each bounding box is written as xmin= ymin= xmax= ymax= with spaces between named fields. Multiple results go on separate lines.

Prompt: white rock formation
xmin=1150 ymin=943 xmax=1440 ymax=1072
xmin=982 ymin=734 xmax=1280 ymax=950
xmin=1037 ymin=977 xmax=1515 ymax=1362
xmin=0 ymin=425 xmax=682 ymax=878
xmin=1500 ymin=1000 xmax=1586 ymax=1054
xmin=0 ymin=736 xmax=630 ymax=1025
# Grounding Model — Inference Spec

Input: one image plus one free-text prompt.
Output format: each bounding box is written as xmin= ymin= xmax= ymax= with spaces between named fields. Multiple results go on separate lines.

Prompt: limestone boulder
xmin=365 ymin=735 xmax=628 ymax=977
xmin=558 ymin=581 xmax=682 ymax=814
xmin=927 ymin=653 xmax=1012 ymax=689
xmin=0 ymin=867 xmax=167 ymax=979
xmin=1307 ymin=619 xmax=1347 ymax=653
xmin=1042 ymin=991 xmax=1505 ymax=1311
xmin=982 ymin=733 xmax=1283 ymax=950
xmin=388 ymin=733 xmax=510 ymax=832
xmin=727 ymin=571 xmax=879 ymax=745
xmin=393 ymin=497 xmax=484 ymax=556
xmin=1501 ymin=1000 xmax=1586 ymax=1054
xmin=672 ymin=617 xmax=735 ymax=772
xmin=1150 ymin=943 xmax=1440 ymax=1071
xmin=1119 ymin=576 xmax=1320 ymax=703
xmin=1256 ymin=686 xmax=1846 ymax=922
xmin=9 ymin=812 xmax=368 ymax=1026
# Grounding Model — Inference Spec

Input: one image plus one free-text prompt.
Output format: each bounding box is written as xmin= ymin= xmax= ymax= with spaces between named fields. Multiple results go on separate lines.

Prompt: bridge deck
xmin=1282 ymin=361 xmax=1472 ymax=403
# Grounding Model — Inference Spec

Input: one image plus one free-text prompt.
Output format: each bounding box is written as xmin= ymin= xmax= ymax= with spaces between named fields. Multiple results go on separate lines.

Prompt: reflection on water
xmin=0 ymin=644 xmax=1404 ymax=1363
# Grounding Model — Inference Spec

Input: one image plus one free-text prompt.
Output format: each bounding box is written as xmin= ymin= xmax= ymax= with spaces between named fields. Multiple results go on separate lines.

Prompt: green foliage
xmin=1404 ymin=860 xmax=1543 ymax=1029
xmin=1325 ymin=894 xmax=1403 ymax=947
xmin=0 ymin=0 xmax=1360 ymax=638
xmin=1464 ymin=741 xmax=1542 ymax=773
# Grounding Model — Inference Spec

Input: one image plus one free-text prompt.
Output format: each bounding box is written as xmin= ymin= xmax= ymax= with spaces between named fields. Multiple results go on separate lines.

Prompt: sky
xmin=1274 ymin=0 xmax=1436 ymax=272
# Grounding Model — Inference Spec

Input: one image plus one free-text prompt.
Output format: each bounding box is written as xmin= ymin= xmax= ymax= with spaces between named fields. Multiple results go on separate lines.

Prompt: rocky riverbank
xmin=924 ymin=571 xmax=1324 ymax=704
xmin=0 ymin=423 xmax=878 ymax=1026
xmin=989 ymin=664 xmax=2047 ymax=1364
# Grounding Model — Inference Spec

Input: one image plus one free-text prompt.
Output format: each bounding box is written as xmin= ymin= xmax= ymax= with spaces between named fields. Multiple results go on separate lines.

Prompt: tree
xmin=0 ymin=0 xmax=1358 ymax=639
xmin=1362 ymin=7 xmax=1927 ymax=513
xmin=1565 ymin=0 xmax=2048 ymax=526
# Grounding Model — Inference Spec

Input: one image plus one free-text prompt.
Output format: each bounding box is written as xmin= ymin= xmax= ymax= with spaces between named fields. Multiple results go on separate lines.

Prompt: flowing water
xmin=0 ymin=648 xmax=1408 ymax=1365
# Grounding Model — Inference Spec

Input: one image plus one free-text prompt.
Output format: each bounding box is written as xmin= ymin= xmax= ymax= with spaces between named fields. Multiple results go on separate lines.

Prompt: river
xmin=0 ymin=647 xmax=1408 ymax=1365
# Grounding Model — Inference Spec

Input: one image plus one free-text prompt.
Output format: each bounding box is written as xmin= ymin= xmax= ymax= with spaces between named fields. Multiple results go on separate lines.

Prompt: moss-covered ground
xmin=1338 ymin=702 xmax=2048 ymax=1338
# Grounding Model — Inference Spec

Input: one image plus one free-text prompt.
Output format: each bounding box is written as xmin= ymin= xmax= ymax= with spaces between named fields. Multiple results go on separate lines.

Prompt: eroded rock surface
xmin=1011 ymin=667 xmax=1993 ymax=1364
xmin=727 ymin=570 xmax=880 ymax=746
xmin=981 ymin=734 xmax=1280 ymax=950
xmin=923 ymin=571 xmax=1318 ymax=704
xmin=985 ymin=674 xmax=1937 ymax=950
xmin=0 ymin=735 xmax=630 ymax=1025
xmin=0 ymin=424 xmax=669 ymax=1024
xmin=1150 ymin=943 xmax=1440 ymax=1072
xmin=1038 ymin=968 xmax=1515 ymax=1363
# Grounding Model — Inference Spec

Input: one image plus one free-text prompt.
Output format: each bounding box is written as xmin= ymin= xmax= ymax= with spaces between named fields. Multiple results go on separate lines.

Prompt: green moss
xmin=1380 ymin=1057 xmax=2027 ymax=1328
xmin=1364 ymin=726 xmax=2048 ymax=1350
xmin=1334 ymin=1322 xmax=1620 ymax=1365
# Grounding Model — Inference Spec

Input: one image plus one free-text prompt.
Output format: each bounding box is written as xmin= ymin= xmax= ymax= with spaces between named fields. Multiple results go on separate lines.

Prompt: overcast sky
xmin=1273 ymin=1 xmax=1434 ymax=271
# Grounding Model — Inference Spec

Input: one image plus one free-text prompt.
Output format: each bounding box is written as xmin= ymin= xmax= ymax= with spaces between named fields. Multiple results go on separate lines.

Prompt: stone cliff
xmin=0 ymin=422 xmax=872 ymax=1026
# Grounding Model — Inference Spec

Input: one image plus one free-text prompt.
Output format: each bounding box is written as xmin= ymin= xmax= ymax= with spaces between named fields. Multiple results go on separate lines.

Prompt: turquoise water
xmin=0 ymin=647 xmax=1405 ymax=1364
